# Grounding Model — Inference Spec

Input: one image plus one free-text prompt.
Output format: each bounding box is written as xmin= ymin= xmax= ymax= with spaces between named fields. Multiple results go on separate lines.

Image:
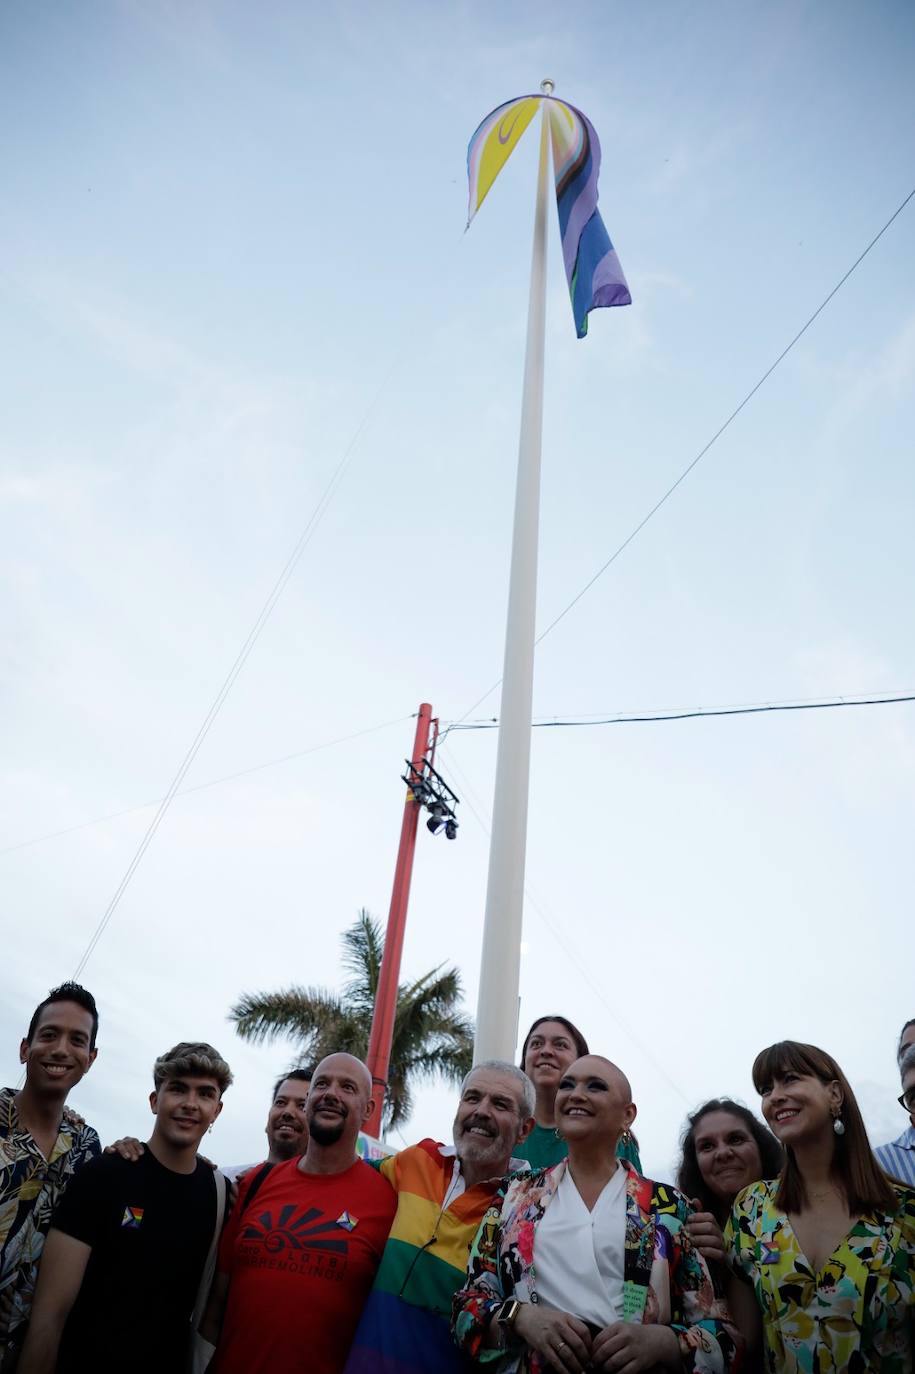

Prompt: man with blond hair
xmin=20 ymin=1041 xmax=232 ymax=1374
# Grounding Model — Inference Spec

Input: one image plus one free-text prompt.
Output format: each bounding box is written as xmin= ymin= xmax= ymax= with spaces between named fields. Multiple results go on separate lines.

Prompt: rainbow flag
xmin=467 ymin=93 xmax=631 ymax=338
xmin=342 ymin=1139 xmax=498 ymax=1374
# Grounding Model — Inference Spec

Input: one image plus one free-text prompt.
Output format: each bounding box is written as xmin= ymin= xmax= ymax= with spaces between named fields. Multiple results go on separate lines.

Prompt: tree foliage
xmin=230 ymin=909 xmax=474 ymax=1131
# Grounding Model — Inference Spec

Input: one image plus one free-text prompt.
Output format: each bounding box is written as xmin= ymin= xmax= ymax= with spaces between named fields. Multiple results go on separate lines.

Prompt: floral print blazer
xmin=452 ymin=1160 xmax=743 ymax=1373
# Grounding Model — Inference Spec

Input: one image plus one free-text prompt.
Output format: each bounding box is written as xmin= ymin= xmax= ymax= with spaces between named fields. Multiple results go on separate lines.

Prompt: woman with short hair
xmin=726 ymin=1039 xmax=915 ymax=1372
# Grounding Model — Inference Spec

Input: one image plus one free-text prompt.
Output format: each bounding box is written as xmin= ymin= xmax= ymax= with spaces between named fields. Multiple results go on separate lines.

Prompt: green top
xmin=513 ymin=1121 xmax=642 ymax=1173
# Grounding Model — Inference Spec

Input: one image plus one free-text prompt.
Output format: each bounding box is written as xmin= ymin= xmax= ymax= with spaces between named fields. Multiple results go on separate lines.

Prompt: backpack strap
xmin=189 ymin=1168 xmax=229 ymax=1372
xmin=239 ymin=1161 xmax=275 ymax=1214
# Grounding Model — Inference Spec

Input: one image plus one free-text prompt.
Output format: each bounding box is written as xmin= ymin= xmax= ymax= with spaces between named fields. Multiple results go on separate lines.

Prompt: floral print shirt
xmin=452 ymin=1159 xmax=743 ymax=1373
xmin=0 ymin=1088 xmax=100 ymax=1356
xmin=726 ymin=1179 xmax=915 ymax=1373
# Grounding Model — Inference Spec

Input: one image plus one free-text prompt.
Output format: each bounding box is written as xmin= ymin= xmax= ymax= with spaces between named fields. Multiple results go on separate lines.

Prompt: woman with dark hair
xmin=515 ymin=1015 xmax=641 ymax=1173
xmin=676 ymin=1099 xmax=783 ymax=1264
xmin=726 ymin=1040 xmax=915 ymax=1371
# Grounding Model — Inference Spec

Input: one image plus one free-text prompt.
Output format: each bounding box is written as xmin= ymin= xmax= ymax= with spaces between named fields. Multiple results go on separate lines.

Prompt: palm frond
xmin=230 ymin=987 xmax=346 ymax=1048
xmin=341 ymin=909 xmax=384 ymax=1011
xmin=229 ymin=909 xmax=475 ymax=1135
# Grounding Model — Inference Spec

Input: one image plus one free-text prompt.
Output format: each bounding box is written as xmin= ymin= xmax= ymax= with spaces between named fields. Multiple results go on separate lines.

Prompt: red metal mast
xmin=364 ymin=704 xmax=435 ymax=1139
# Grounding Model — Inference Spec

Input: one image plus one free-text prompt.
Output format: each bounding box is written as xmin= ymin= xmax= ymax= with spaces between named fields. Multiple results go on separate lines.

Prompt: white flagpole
xmin=474 ymin=83 xmax=553 ymax=1064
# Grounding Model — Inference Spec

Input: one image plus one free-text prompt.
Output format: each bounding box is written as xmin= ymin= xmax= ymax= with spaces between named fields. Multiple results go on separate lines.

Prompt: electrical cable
xmin=0 ymin=715 xmax=413 ymax=859
xmin=449 ymin=184 xmax=915 ymax=729
xmin=443 ymin=691 xmax=915 ymax=732
xmin=66 ymin=345 xmax=420 ymax=979
xmin=437 ymin=742 xmax=692 ymax=1106
xmin=61 ymin=223 xmax=478 ymax=976
xmin=11 ymin=691 xmax=909 ymax=861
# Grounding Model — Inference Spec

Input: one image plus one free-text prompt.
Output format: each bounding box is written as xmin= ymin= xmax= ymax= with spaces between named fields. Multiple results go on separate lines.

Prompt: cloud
xmin=113 ymin=0 xmax=231 ymax=71
xmin=799 ymin=310 xmax=915 ymax=432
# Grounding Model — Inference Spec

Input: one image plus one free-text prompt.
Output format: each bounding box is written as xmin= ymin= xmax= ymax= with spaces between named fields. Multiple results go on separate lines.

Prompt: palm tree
xmin=229 ymin=909 xmax=474 ymax=1132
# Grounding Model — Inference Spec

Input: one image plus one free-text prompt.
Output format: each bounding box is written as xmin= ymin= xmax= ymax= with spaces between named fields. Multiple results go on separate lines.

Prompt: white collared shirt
xmin=534 ymin=1164 xmax=627 ymax=1326
xmin=436 ymin=1143 xmax=531 ymax=1203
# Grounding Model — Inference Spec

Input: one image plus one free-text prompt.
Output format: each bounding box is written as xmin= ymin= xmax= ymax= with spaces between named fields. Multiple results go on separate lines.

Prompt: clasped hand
xmin=514 ymin=1305 xmax=680 ymax=1373
xmin=685 ymin=1202 xmax=727 ymax=1265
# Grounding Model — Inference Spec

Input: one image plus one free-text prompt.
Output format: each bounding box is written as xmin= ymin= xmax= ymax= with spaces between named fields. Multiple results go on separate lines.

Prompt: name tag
xmin=622 ymin=1280 xmax=648 ymax=1322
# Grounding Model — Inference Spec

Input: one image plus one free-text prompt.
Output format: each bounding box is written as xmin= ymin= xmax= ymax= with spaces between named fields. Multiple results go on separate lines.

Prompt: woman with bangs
xmin=726 ymin=1039 xmax=915 ymax=1372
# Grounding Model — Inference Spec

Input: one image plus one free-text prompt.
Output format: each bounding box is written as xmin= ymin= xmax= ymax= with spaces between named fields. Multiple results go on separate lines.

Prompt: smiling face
xmin=759 ymin=1067 xmax=841 ymax=1146
xmin=452 ymin=1068 xmax=531 ymax=1176
xmin=554 ymin=1056 xmax=636 ymax=1149
xmin=20 ymin=1000 xmax=98 ymax=1099
xmin=306 ymin=1055 xmax=372 ymax=1148
xmin=693 ymin=1109 xmax=764 ymax=1205
xmin=523 ymin=1021 xmax=579 ymax=1097
xmin=149 ymin=1075 xmax=223 ymax=1152
xmin=267 ymin=1078 xmax=310 ymax=1161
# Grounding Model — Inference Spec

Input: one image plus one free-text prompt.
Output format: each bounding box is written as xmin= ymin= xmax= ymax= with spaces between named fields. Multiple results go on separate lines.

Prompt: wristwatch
xmin=495 ymin=1298 xmax=521 ymax=1337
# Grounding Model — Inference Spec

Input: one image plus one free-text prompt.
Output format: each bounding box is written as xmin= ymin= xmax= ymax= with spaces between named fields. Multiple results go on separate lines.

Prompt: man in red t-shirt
xmin=201 ymin=1053 xmax=395 ymax=1374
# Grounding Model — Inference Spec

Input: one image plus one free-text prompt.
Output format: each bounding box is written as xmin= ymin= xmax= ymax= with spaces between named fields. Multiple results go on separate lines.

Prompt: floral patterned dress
xmin=726 ymin=1179 xmax=915 ymax=1372
xmin=452 ymin=1159 xmax=743 ymax=1373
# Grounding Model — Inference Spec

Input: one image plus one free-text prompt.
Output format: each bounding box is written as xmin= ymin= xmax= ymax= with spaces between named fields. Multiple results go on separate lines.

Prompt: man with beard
xmin=202 ymin=1054 xmax=396 ymax=1374
xmin=221 ymin=1070 xmax=313 ymax=1180
xmin=342 ymin=1060 xmax=534 ymax=1374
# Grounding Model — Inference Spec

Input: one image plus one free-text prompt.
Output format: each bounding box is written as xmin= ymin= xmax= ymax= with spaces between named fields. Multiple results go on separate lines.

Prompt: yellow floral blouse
xmin=726 ymin=1179 xmax=915 ymax=1373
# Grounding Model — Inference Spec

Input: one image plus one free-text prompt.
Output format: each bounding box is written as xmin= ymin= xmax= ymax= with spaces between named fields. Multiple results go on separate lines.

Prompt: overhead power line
xmin=61 ymin=228 xmax=476 ymax=976
xmin=67 ymin=343 xmax=408 ymax=981
xmin=454 ymin=183 xmax=915 ymax=726
xmin=1 ymin=715 xmax=412 ymax=860
xmin=437 ymin=742 xmax=692 ymax=1106
xmin=9 ymin=692 xmax=909 ymax=862
xmin=443 ymin=691 xmax=915 ymax=732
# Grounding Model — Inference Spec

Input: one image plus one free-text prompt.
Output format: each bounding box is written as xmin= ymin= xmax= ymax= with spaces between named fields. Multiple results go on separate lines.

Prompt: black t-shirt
xmin=50 ymin=1146 xmax=216 ymax=1372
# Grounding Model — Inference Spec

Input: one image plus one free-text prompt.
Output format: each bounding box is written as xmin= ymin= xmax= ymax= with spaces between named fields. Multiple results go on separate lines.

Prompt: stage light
xmin=444 ymin=818 xmax=458 ymax=841
xmin=426 ymin=803 xmax=445 ymax=835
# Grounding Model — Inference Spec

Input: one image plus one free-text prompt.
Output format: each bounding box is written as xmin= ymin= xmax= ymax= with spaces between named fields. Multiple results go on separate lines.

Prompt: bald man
xmin=201 ymin=1054 xmax=396 ymax=1374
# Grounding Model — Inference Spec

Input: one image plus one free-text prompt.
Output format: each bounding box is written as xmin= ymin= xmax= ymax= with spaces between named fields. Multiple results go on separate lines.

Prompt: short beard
xmin=270 ymin=1134 xmax=305 ymax=1161
xmin=308 ymin=1117 xmax=346 ymax=1146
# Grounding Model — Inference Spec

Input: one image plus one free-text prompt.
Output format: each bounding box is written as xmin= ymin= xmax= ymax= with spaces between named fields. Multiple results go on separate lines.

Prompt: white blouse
xmin=533 ymin=1163 xmax=627 ymax=1327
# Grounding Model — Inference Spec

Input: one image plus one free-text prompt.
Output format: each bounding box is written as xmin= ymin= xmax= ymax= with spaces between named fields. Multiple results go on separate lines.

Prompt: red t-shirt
xmin=212 ymin=1156 xmax=396 ymax=1374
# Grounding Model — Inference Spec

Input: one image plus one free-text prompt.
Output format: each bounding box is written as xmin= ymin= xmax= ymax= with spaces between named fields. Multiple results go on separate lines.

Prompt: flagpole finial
xmin=540 ymin=78 xmax=555 ymax=94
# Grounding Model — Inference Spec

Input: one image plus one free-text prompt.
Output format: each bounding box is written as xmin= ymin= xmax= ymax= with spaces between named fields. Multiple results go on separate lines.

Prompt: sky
xmin=1 ymin=0 xmax=914 ymax=1179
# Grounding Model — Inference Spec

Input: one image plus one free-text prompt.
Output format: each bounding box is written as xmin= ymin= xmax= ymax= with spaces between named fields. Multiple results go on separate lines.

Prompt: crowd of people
xmin=1 ymin=984 xmax=914 ymax=1372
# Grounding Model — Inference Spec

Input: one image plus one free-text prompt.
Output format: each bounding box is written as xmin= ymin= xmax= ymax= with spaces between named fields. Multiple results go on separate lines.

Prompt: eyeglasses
xmin=897 ymin=1090 xmax=915 ymax=1113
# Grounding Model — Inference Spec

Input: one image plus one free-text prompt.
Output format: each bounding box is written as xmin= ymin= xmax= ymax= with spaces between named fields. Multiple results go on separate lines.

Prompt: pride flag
xmin=467 ymin=93 xmax=631 ymax=337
